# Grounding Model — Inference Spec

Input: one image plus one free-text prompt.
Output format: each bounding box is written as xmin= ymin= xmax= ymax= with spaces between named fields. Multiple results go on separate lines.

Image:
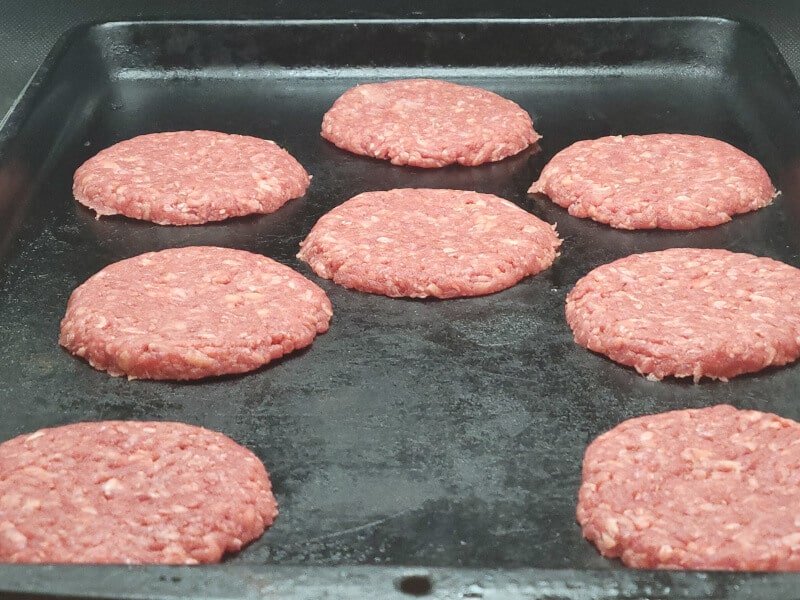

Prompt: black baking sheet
xmin=2 ymin=18 xmax=800 ymax=600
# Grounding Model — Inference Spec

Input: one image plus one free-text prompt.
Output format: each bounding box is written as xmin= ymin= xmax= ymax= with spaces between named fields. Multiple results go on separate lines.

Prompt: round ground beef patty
xmin=320 ymin=79 xmax=539 ymax=168
xmin=59 ymin=246 xmax=332 ymax=380
xmin=297 ymin=188 xmax=561 ymax=298
xmin=565 ymin=248 xmax=800 ymax=381
xmin=0 ymin=420 xmax=277 ymax=564
xmin=529 ymin=134 xmax=775 ymax=229
xmin=73 ymin=131 xmax=310 ymax=225
xmin=578 ymin=405 xmax=800 ymax=570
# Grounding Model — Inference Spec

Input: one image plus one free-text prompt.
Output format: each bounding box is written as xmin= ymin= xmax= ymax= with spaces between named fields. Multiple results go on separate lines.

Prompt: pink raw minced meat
xmin=0 ymin=420 xmax=277 ymax=564
xmin=298 ymin=188 xmax=560 ymax=298
xmin=578 ymin=405 xmax=800 ymax=570
xmin=565 ymin=248 xmax=800 ymax=381
xmin=321 ymin=79 xmax=539 ymax=167
xmin=529 ymin=134 xmax=775 ymax=229
xmin=59 ymin=246 xmax=332 ymax=380
xmin=73 ymin=130 xmax=310 ymax=225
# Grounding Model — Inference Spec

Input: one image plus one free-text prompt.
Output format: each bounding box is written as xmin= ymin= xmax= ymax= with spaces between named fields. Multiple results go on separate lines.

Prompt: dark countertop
xmin=1 ymin=0 xmax=800 ymax=121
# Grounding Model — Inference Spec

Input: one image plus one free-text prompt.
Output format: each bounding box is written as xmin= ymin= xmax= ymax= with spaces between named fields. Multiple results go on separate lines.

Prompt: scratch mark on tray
xmin=304 ymin=508 xmax=414 ymax=543
xmin=489 ymin=526 xmax=539 ymax=536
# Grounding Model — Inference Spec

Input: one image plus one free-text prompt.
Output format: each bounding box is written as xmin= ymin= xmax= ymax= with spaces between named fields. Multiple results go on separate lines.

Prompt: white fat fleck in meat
xmin=102 ymin=478 xmax=124 ymax=498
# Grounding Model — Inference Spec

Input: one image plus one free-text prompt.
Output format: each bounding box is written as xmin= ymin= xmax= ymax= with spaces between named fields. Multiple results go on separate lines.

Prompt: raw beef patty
xmin=321 ymin=79 xmax=539 ymax=167
xmin=0 ymin=420 xmax=277 ymax=564
xmin=578 ymin=405 xmax=800 ymax=570
xmin=73 ymin=130 xmax=310 ymax=225
xmin=565 ymin=248 xmax=800 ymax=381
xmin=59 ymin=246 xmax=332 ymax=380
xmin=529 ymin=134 xmax=775 ymax=229
xmin=297 ymin=188 xmax=561 ymax=298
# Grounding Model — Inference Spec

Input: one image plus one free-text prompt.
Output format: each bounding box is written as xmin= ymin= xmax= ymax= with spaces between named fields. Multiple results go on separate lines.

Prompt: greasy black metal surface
xmin=2 ymin=18 xmax=800 ymax=599
xmin=7 ymin=1 xmax=800 ymax=123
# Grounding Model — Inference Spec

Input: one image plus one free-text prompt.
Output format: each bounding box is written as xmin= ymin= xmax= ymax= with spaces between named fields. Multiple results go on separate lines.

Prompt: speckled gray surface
xmin=2 ymin=17 xmax=800 ymax=600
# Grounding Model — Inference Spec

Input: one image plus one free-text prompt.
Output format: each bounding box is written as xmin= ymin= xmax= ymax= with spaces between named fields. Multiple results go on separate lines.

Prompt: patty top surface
xmin=529 ymin=134 xmax=775 ymax=229
xmin=578 ymin=405 xmax=800 ymax=570
xmin=565 ymin=247 xmax=800 ymax=381
xmin=321 ymin=78 xmax=539 ymax=167
xmin=59 ymin=246 xmax=332 ymax=380
xmin=298 ymin=188 xmax=561 ymax=298
xmin=0 ymin=420 xmax=277 ymax=564
xmin=73 ymin=130 xmax=310 ymax=225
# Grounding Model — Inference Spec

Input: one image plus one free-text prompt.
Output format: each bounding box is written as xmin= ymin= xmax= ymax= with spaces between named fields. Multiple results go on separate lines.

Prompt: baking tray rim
xmin=3 ymin=564 xmax=800 ymax=600
xmin=0 ymin=15 xmax=782 ymax=143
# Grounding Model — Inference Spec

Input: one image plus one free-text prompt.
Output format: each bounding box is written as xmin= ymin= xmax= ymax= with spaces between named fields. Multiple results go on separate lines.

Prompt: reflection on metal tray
xmin=1 ymin=18 xmax=800 ymax=600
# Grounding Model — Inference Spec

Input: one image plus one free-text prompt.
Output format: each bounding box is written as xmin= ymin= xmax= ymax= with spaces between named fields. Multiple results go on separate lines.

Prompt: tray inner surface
xmin=2 ymin=17 xmax=800 ymax=596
